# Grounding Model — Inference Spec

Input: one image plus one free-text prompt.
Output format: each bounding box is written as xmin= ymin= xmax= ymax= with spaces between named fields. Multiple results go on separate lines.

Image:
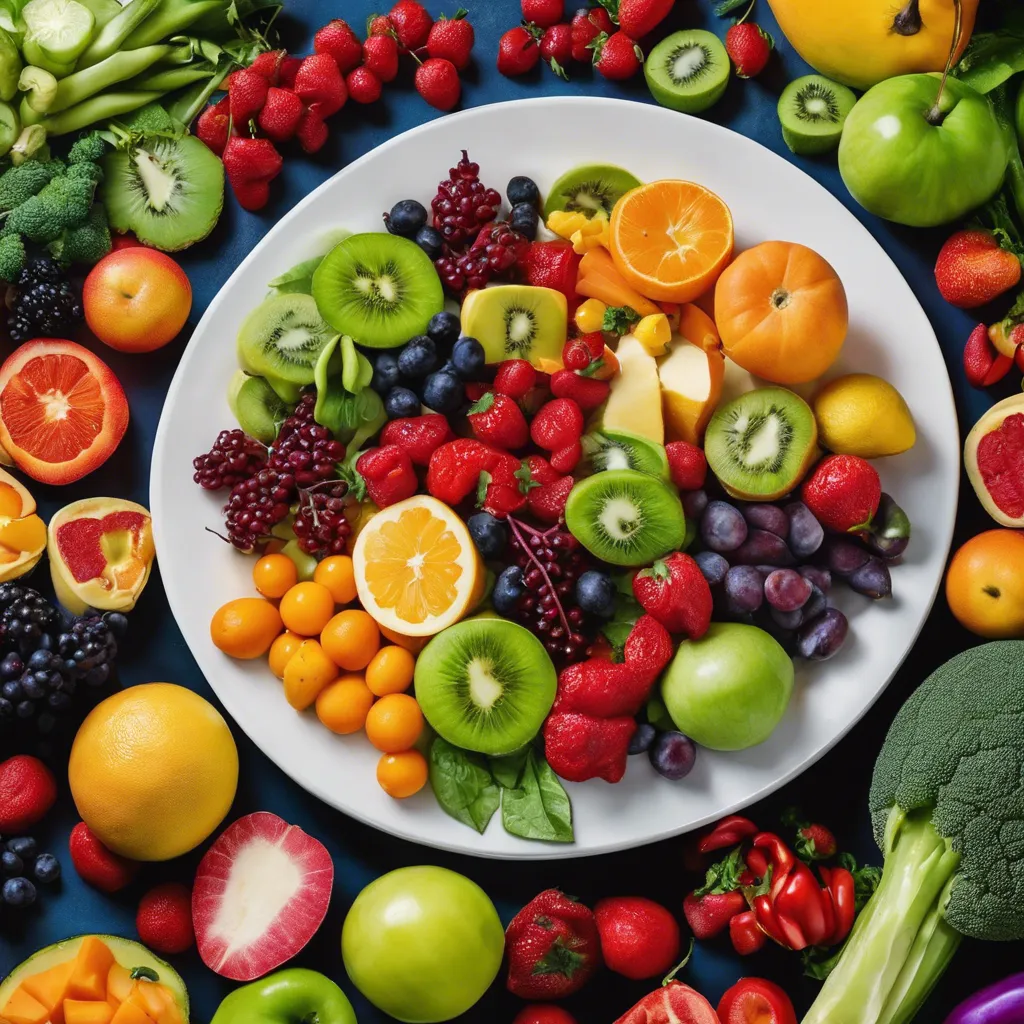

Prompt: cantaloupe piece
xmin=21 ymin=962 xmax=74 ymax=1023
xmin=110 ymin=999 xmax=156 ymax=1024
xmin=128 ymin=981 xmax=174 ymax=1022
xmin=153 ymin=1000 xmax=185 ymax=1024
xmin=577 ymin=249 xmax=661 ymax=318
xmin=106 ymin=965 xmax=132 ymax=1007
xmin=64 ymin=999 xmax=116 ymax=1024
xmin=68 ymin=937 xmax=116 ymax=1002
xmin=1 ymin=987 xmax=51 ymax=1024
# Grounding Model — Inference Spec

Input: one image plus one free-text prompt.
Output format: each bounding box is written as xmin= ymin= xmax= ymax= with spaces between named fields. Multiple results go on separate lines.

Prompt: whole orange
xmin=946 ymin=529 xmax=1024 ymax=638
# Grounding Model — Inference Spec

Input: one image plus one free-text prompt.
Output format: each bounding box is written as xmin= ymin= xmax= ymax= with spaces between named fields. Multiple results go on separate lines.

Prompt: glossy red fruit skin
xmin=614 ymin=982 xmax=721 ymax=1024
xmin=718 ymin=977 xmax=798 ymax=1024
xmin=935 ymin=229 xmax=1022 ymax=308
xmin=0 ymin=756 xmax=56 ymax=832
xmin=363 ymin=32 xmax=400 ymax=82
xmin=725 ymin=21 xmax=773 ymax=77
xmin=522 ymin=0 xmax=565 ymax=29
xmin=595 ymin=896 xmax=681 ymax=981
xmin=426 ymin=13 xmax=475 ymax=70
xmin=801 ymin=454 xmax=882 ymax=534
xmin=498 ymin=26 xmax=542 ymax=76
xmin=514 ymin=1006 xmax=579 ymax=1024
xmin=593 ymin=30 xmax=643 ymax=80
xmin=666 ymin=441 xmax=707 ymax=490
xmin=415 ymin=57 xmax=462 ymax=110
xmin=137 ymin=883 xmax=195 ymax=955
xmin=347 ymin=66 xmax=383 ymax=104
xmin=69 ymin=821 xmax=139 ymax=893
xmin=619 ymin=0 xmax=674 ymax=38
xmin=314 ymin=20 xmax=363 ymax=73
xmin=389 ymin=0 xmax=433 ymax=50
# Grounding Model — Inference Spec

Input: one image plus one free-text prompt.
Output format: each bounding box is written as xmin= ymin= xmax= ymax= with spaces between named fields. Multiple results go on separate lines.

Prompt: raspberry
xmin=193 ymin=429 xmax=267 ymax=490
xmin=430 ymin=150 xmax=501 ymax=250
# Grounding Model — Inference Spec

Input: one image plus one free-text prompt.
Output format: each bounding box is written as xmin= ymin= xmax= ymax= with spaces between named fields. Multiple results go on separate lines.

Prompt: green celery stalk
xmin=41 ymin=88 xmax=161 ymax=133
xmin=76 ymin=0 xmax=161 ymax=69
xmin=48 ymin=43 xmax=174 ymax=113
xmin=125 ymin=64 xmax=211 ymax=91
xmin=123 ymin=0 xmax=225 ymax=49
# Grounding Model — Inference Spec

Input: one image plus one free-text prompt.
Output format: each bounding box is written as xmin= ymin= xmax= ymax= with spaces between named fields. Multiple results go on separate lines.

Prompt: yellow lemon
xmin=69 ymin=683 xmax=238 ymax=861
xmin=812 ymin=373 xmax=916 ymax=458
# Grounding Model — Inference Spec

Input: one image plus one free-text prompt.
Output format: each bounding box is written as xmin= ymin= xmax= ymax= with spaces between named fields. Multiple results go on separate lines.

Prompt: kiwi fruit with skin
xmin=542 ymin=164 xmax=642 ymax=221
xmin=237 ymin=293 xmax=336 ymax=388
xmin=565 ymin=469 xmax=687 ymax=567
xmin=414 ymin=617 xmax=557 ymax=757
xmin=461 ymin=284 xmax=567 ymax=368
xmin=581 ymin=429 xmax=670 ymax=480
xmin=645 ymin=30 xmax=730 ymax=115
xmin=778 ymin=75 xmax=858 ymax=156
xmin=704 ymin=387 xmax=819 ymax=501
xmin=227 ymin=371 xmax=288 ymax=444
xmin=312 ymin=232 xmax=444 ymax=349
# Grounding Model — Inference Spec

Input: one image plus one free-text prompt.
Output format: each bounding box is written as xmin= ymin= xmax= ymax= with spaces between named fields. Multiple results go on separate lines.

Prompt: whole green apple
xmin=341 ymin=865 xmax=504 ymax=1023
xmin=661 ymin=622 xmax=794 ymax=750
xmin=838 ymin=74 xmax=1008 ymax=227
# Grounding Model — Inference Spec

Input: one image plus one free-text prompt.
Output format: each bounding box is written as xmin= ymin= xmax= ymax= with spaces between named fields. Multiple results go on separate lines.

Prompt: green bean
xmin=123 ymin=0 xmax=224 ymax=50
xmin=18 ymin=65 xmax=57 ymax=113
xmin=41 ymin=89 xmax=162 ymax=134
xmin=49 ymin=43 xmax=175 ymax=113
xmin=76 ymin=0 xmax=161 ymax=69
xmin=125 ymin=64 xmax=211 ymax=92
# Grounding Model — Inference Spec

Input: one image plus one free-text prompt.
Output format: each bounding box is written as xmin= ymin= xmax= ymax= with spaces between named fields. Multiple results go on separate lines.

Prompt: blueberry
xmin=32 ymin=853 xmax=60 ymax=884
xmin=2 ymin=679 xmax=21 ymax=702
xmin=510 ymin=203 xmax=539 ymax=240
xmin=415 ymin=225 xmax=444 ymax=260
xmin=384 ymin=387 xmax=421 ymax=420
xmin=628 ymin=722 xmax=657 ymax=755
xmin=2 ymin=850 xmax=22 ymax=876
xmin=385 ymin=199 xmax=428 ymax=238
xmin=397 ymin=336 xmax=438 ymax=379
xmin=438 ymin=359 xmax=460 ymax=377
xmin=507 ymin=175 xmax=541 ymax=208
xmin=7 ymin=836 xmax=36 ymax=861
xmin=2 ymin=876 xmax=36 ymax=907
xmin=104 ymin=612 xmax=128 ymax=638
xmin=427 ymin=311 xmax=461 ymax=347
xmin=422 ymin=370 xmax=464 ymax=414
xmin=452 ymin=337 xmax=486 ymax=380
xmin=493 ymin=566 xmax=526 ymax=616
xmin=27 ymin=649 xmax=50 ymax=670
xmin=467 ymin=513 xmax=508 ymax=560
xmin=649 ymin=731 xmax=697 ymax=781
xmin=371 ymin=352 xmax=402 ymax=395
xmin=575 ymin=571 xmax=617 ymax=618
xmin=0 ymin=652 xmax=22 ymax=681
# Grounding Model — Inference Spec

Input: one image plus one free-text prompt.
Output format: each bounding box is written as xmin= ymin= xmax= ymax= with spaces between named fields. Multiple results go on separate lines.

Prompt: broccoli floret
xmin=51 ymin=203 xmax=111 ymax=266
xmin=0 ymin=232 xmax=25 ymax=282
xmin=66 ymin=161 xmax=103 ymax=186
xmin=67 ymin=131 xmax=107 ymax=166
xmin=804 ymin=641 xmax=1024 ymax=1024
xmin=121 ymin=103 xmax=175 ymax=136
xmin=0 ymin=158 xmax=64 ymax=211
xmin=7 ymin=175 xmax=97 ymax=244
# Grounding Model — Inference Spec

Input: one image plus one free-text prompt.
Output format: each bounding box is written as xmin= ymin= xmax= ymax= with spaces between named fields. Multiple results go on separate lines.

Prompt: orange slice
xmin=353 ymin=495 xmax=483 ymax=637
xmin=609 ymin=180 xmax=734 ymax=303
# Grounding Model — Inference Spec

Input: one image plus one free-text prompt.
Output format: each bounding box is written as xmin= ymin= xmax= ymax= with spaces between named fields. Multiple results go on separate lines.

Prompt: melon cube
xmin=64 ymin=999 xmax=116 ymax=1024
xmin=110 ymin=999 xmax=156 ymax=1024
xmin=68 ymin=938 xmax=116 ymax=1002
xmin=1 ymin=987 xmax=50 ymax=1024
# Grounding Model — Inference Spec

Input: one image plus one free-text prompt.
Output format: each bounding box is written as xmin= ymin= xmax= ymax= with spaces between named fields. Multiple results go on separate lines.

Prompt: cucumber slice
xmin=23 ymin=0 xmax=95 ymax=67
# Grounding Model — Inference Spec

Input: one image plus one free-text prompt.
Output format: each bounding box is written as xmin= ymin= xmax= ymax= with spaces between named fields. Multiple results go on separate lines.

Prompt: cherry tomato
xmin=717 ymin=978 xmax=798 ymax=1024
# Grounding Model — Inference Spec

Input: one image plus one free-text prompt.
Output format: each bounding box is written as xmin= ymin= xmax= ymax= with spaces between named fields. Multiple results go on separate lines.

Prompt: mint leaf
xmin=469 ymin=391 xmax=495 ymax=416
xmin=602 ymin=305 xmax=641 ymax=334
xmin=694 ymin=846 xmax=747 ymax=896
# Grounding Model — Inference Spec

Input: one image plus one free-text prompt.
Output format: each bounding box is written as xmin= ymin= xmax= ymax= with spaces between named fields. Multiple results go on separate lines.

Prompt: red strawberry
xmin=369 ymin=14 xmax=396 ymax=35
xmin=665 ymin=441 xmax=707 ymax=491
xmin=550 ymin=440 xmax=582 ymax=474
xmin=540 ymin=23 xmax=573 ymax=76
xmin=257 ymin=87 xmax=304 ymax=143
xmin=544 ymin=711 xmax=636 ymax=782
xmin=528 ymin=473 xmax=574 ymax=524
xmin=279 ymin=55 xmax=302 ymax=86
xmin=518 ymin=240 xmax=582 ymax=302
xmin=196 ymin=96 xmax=231 ymax=156
xmin=522 ymin=0 xmax=564 ymax=28
xmin=514 ymin=1007 xmax=579 ymax=1024
xmin=356 ymin=445 xmax=418 ymax=507
xmin=223 ymin=137 xmax=283 ymax=212
xmin=427 ymin=438 xmax=500 ymax=505
xmin=505 ymin=889 xmax=602 ymax=1000
xmin=553 ymin=658 xmax=651 ymax=717
xmin=314 ymin=20 xmax=364 ymax=73
xmin=632 ymin=552 xmax=713 ymax=638
xmin=550 ymin=369 xmax=609 ymax=410
xmin=595 ymin=896 xmax=681 ymax=980
xmin=468 ymin=391 xmax=529 ymax=449
xmin=494 ymin=359 xmax=537 ymax=399
xmin=591 ymin=30 xmax=643 ymax=80
xmin=363 ymin=32 xmax=400 ymax=82
xmin=296 ymin=109 xmax=329 ymax=154
xmin=249 ymin=49 xmax=286 ymax=82
xmin=415 ymin=57 xmax=462 ymax=110
xmin=802 ymin=454 xmax=882 ymax=534
xmin=531 ymin=397 xmax=584 ymax=452
xmin=570 ymin=6 xmax=614 ymax=62
xmin=0 ymin=755 xmax=56 ymax=832
xmin=618 ymin=0 xmax=675 ymax=39
xmin=562 ymin=332 xmax=604 ymax=370
xmin=479 ymin=452 xmax=528 ymax=518
xmin=523 ymin=453 xmax=560 ymax=485
xmin=294 ymin=53 xmax=347 ymax=117
xmin=683 ymin=890 xmax=747 ymax=939
xmin=498 ymin=26 xmax=541 ymax=76
xmin=381 ymin=414 xmax=453 ymax=465
xmin=231 ymin=181 xmax=272 ymax=211
xmin=69 ymin=821 xmax=138 ymax=893
xmin=347 ymin=66 xmax=383 ymax=104
xmin=427 ymin=12 xmax=475 ymax=70
xmin=228 ymin=68 xmax=269 ymax=124
xmin=963 ymin=322 xmax=1014 ymax=388
xmin=725 ymin=21 xmax=773 ymax=78
xmin=137 ymin=883 xmax=194 ymax=955
xmin=623 ymin=614 xmax=674 ymax=683
xmin=389 ymin=0 xmax=434 ymax=50
xmin=935 ymin=228 xmax=1022 ymax=308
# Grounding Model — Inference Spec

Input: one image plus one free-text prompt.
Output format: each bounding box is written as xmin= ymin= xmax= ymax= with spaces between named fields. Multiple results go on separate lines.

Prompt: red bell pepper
xmin=819 ymin=865 xmax=856 ymax=945
xmin=729 ymin=910 xmax=767 ymax=955
xmin=698 ymin=815 xmax=759 ymax=855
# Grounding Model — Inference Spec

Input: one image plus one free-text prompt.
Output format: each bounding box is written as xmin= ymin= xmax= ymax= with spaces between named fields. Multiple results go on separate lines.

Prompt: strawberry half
xmin=193 ymin=812 xmax=334 ymax=981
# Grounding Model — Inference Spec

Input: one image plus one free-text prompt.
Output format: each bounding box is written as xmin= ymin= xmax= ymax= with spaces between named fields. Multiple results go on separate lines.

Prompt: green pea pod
xmin=0 ymin=27 xmax=21 ymax=101
xmin=211 ymin=968 xmax=358 ymax=1024
xmin=0 ymin=99 xmax=19 ymax=157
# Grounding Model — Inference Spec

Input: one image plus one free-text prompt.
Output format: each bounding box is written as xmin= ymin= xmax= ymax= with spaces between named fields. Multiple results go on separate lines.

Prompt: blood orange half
xmin=0 ymin=340 xmax=129 ymax=485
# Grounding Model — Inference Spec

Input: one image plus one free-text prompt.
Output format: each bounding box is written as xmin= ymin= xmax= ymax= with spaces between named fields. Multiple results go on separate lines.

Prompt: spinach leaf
xmin=490 ymin=747 xmax=530 ymax=789
xmin=502 ymin=749 xmax=573 ymax=843
xmin=429 ymin=738 xmax=500 ymax=834
xmin=268 ymin=256 xmax=325 ymax=296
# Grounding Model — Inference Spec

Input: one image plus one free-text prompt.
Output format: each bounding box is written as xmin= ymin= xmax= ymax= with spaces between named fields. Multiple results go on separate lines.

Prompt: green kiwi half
xmin=414 ymin=617 xmax=557 ymax=757
xmin=581 ymin=429 xmax=670 ymax=480
xmin=778 ymin=75 xmax=858 ymax=156
xmin=565 ymin=469 xmax=687 ymax=567
xmin=461 ymin=284 xmax=567 ymax=367
xmin=237 ymin=293 xmax=336 ymax=387
xmin=542 ymin=164 xmax=643 ymax=220
xmin=227 ymin=370 xmax=287 ymax=444
xmin=645 ymin=30 xmax=730 ymax=115
xmin=311 ymin=232 xmax=444 ymax=349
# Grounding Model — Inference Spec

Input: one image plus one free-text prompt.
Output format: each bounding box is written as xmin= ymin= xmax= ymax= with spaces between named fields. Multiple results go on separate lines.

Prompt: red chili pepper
xmin=751 ymin=832 xmax=796 ymax=881
xmin=729 ymin=910 xmax=767 ymax=956
xmin=698 ymin=815 xmax=759 ymax=855
xmin=745 ymin=847 xmax=770 ymax=881
xmin=820 ymin=865 xmax=856 ymax=945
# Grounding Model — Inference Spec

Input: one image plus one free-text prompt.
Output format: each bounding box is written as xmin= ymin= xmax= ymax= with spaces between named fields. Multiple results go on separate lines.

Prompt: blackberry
xmin=56 ymin=615 xmax=118 ymax=686
xmin=0 ymin=586 xmax=60 ymax=655
xmin=193 ymin=429 xmax=267 ymax=490
xmin=8 ymin=258 xmax=84 ymax=343
xmin=431 ymin=151 xmax=501 ymax=249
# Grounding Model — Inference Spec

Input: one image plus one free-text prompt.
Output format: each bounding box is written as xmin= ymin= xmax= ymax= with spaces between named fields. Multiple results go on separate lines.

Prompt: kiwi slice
xmin=461 ymin=285 xmax=567 ymax=367
xmin=542 ymin=164 xmax=642 ymax=221
xmin=237 ymin=293 xmax=336 ymax=387
xmin=704 ymin=387 xmax=819 ymax=501
xmin=565 ymin=469 xmax=686 ymax=567
xmin=581 ymin=429 xmax=670 ymax=480
xmin=311 ymin=232 xmax=444 ymax=349
xmin=227 ymin=371 xmax=287 ymax=444
xmin=414 ymin=617 xmax=557 ymax=757
xmin=645 ymin=30 xmax=730 ymax=115
xmin=104 ymin=134 xmax=224 ymax=251
xmin=778 ymin=75 xmax=858 ymax=156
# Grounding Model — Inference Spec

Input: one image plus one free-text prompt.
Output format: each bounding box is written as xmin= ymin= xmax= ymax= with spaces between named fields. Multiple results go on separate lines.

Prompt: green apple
xmin=341 ymin=865 xmax=504 ymax=1023
xmin=838 ymin=74 xmax=1008 ymax=227
xmin=661 ymin=622 xmax=794 ymax=750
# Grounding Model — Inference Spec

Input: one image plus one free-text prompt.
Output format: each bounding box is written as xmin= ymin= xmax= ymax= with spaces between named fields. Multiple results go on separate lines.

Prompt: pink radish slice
xmin=192 ymin=811 xmax=334 ymax=981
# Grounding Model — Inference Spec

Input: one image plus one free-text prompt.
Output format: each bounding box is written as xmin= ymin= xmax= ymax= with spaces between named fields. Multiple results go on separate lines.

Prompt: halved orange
xmin=0 ymin=340 xmax=130 ymax=485
xmin=353 ymin=495 xmax=484 ymax=637
xmin=609 ymin=180 xmax=734 ymax=303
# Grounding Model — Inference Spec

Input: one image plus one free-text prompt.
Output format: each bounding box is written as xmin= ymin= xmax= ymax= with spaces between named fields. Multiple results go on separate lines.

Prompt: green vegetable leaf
xmin=601 ymin=592 xmax=641 ymax=662
xmin=802 ymin=945 xmax=844 ymax=981
xmin=694 ymin=846 xmax=747 ymax=896
xmin=514 ymin=462 xmax=540 ymax=493
xmin=268 ymin=255 xmax=324 ymax=296
xmin=602 ymin=304 xmax=641 ymax=334
xmin=594 ymin=0 xmax=619 ymax=21
xmin=955 ymin=29 xmax=1024 ymax=94
xmin=714 ymin=0 xmax=750 ymax=14
xmin=837 ymin=852 xmax=883 ymax=913
xmin=340 ymin=335 xmax=373 ymax=394
xmin=490 ymin=747 xmax=530 ymax=789
xmin=429 ymin=738 xmax=500 ymax=834
xmin=469 ymin=391 xmax=495 ymax=415
xmin=313 ymin=336 xmax=385 ymax=447
xmin=501 ymin=749 xmax=574 ymax=843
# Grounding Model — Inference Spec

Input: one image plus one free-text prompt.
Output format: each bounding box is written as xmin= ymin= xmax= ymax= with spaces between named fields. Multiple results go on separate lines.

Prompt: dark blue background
xmin=3 ymin=1 xmax=1021 ymax=1021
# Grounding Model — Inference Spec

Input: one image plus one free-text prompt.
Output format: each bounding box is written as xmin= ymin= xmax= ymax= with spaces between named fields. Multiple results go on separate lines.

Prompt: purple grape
xmin=867 ymin=532 xmax=910 ymax=561
xmin=724 ymin=565 xmax=765 ymax=613
xmin=802 ymin=584 xmax=828 ymax=623
xmin=701 ymin=500 xmax=747 ymax=553
xmin=798 ymin=565 xmax=832 ymax=592
xmin=683 ymin=489 xmax=709 ymax=520
xmin=743 ymin=504 xmax=789 ymax=538
xmin=865 ymin=494 xmax=911 ymax=561
xmin=786 ymin=502 xmax=825 ymax=559
xmin=847 ymin=556 xmax=892 ymax=599
xmin=770 ymin=605 xmax=804 ymax=630
xmin=796 ymin=608 xmax=849 ymax=661
xmin=650 ymin=731 xmax=697 ymax=781
xmin=765 ymin=569 xmax=812 ymax=612
xmin=694 ymin=550 xmax=729 ymax=587
xmin=629 ymin=722 xmax=657 ymax=755
xmin=822 ymin=536 xmax=871 ymax=576
xmin=732 ymin=529 xmax=795 ymax=567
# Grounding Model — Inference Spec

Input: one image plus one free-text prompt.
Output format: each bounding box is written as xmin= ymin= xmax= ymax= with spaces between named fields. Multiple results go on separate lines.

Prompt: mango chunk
xmin=106 ymin=965 xmax=132 ymax=1007
xmin=110 ymin=1000 xmax=156 ymax=1024
xmin=21 ymin=962 xmax=73 ymax=1023
xmin=68 ymin=937 xmax=116 ymax=1002
xmin=1 ymin=987 xmax=50 ymax=1024
xmin=64 ymin=999 xmax=116 ymax=1024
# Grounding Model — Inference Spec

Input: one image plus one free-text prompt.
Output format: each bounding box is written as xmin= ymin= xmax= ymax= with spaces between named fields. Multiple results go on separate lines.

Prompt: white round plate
xmin=152 ymin=97 xmax=959 ymax=860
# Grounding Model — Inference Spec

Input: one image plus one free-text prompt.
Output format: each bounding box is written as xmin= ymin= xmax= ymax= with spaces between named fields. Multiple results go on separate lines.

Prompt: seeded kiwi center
xmin=133 ymin=146 xmax=177 ymax=214
xmin=795 ymin=82 xmax=842 ymax=123
xmin=353 ymin=260 xmax=404 ymax=311
xmin=466 ymin=657 xmax=503 ymax=710
xmin=565 ymin=180 xmax=613 ymax=216
xmin=725 ymin=405 xmax=794 ymax=475
xmin=600 ymin=495 xmax=643 ymax=541
xmin=667 ymin=43 xmax=711 ymax=84
xmin=503 ymin=305 xmax=538 ymax=355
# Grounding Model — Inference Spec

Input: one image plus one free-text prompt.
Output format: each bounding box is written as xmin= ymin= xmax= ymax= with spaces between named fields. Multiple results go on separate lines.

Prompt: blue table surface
xmin=3 ymin=1 xmax=1021 ymax=1021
